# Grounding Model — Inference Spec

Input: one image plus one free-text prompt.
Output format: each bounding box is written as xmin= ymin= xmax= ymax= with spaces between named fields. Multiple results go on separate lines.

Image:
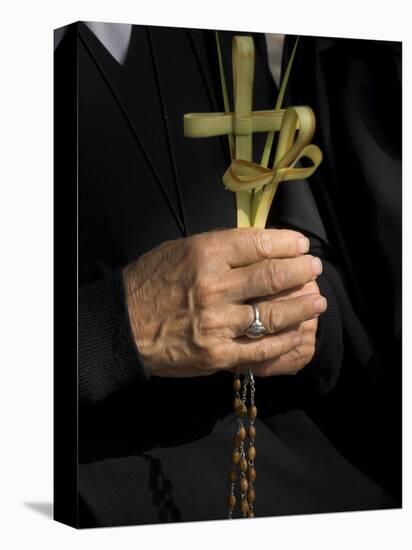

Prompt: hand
xmin=236 ymin=280 xmax=321 ymax=377
xmin=122 ymin=228 xmax=327 ymax=378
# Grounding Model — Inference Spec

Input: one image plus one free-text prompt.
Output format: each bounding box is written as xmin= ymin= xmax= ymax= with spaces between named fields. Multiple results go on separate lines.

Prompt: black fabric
xmin=78 ymin=267 xmax=151 ymax=407
xmin=280 ymin=35 xmax=402 ymax=500
xmin=79 ymin=410 xmax=397 ymax=527
xmin=56 ymin=23 xmax=401 ymax=527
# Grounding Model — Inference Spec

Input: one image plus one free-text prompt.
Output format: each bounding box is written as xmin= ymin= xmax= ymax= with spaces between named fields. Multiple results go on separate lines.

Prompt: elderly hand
xmin=122 ymin=228 xmax=326 ymax=378
xmin=240 ymin=280 xmax=320 ymax=377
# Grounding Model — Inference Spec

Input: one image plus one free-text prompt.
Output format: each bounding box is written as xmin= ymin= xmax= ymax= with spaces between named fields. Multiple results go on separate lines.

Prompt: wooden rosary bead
xmin=248 ymin=405 xmax=258 ymax=420
xmin=240 ymin=499 xmax=249 ymax=514
xmin=240 ymin=477 xmax=249 ymax=492
xmin=247 ymin=445 xmax=256 ymax=461
xmin=234 ymin=428 xmax=246 ymax=447
xmin=230 ymin=369 xmax=257 ymax=517
xmin=233 ymin=397 xmax=243 ymax=412
xmin=247 ymin=488 xmax=256 ymax=503
xmin=246 ymin=466 xmax=256 ymax=482
xmin=228 ymin=495 xmax=236 ymax=509
xmin=229 ymin=470 xmax=237 ymax=482
xmin=232 ymin=450 xmax=240 ymax=464
xmin=239 ymin=458 xmax=248 ymax=472
xmin=232 ymin=451 xmax=240 ymax=464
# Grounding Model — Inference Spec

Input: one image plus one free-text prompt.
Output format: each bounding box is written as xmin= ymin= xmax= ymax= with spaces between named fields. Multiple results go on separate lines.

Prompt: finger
xmin=226 ymin=293 xmax=327 ymax=338
xmin=223 ymin=255 xmax=323 ymax=302
xmin=212 ymin=228 xmax=310 ymax=268
xmin=300 ymin=318 xmax=318 ymax=335
xmin=248 ymin=342 xmax=316 ymax=377
xmin=262 ymin=280 xmax=320 ymax=302
xmin=221 ymin=329 xmax=303 ymax=369
xmin=234 ymin=325 xmax=317 ymax=376
xmin=251 ymin=281 xmax=320 ymax=308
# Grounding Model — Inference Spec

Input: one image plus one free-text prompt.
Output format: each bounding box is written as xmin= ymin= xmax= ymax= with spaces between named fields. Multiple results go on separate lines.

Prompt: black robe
xmin=54 ymin=22 xmax=401 ymax=528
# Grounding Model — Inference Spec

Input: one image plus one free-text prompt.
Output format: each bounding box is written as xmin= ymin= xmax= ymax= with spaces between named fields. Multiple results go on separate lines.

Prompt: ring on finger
xmin=244 ymin=302 xmax=268 ymax=339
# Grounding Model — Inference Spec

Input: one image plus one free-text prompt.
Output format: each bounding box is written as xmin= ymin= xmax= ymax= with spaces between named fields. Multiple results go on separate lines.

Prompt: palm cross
xmin=184 ymin=35 xmax=322 ymax=228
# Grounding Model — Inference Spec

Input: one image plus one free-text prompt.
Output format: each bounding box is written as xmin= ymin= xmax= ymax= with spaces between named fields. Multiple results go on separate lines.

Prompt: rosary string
xmin=211 ymin=31 xmax=259 ymax=519
xmin=228 ymin=369 xmax=257 ymax=519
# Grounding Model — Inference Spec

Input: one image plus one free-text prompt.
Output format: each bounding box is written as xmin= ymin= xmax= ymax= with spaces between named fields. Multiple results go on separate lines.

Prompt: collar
xmin=84 ymin=21 xmax=132 ymax=65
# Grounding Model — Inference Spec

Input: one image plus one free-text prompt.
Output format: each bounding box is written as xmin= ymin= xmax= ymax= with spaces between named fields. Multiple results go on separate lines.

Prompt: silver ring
xmin=245 ymin=303 xmax=268 ymax=339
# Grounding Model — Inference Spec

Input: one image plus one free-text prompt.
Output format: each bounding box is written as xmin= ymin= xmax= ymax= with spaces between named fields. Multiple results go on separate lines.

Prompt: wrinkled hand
xmin=122 ymin=228 xmax=327 ymax=378
xmin=243 ymin=280 xmax=320 ymax=377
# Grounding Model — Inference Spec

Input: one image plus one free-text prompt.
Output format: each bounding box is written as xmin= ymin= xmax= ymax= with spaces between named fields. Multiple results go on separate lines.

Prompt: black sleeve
xmin=289 ymin=231 xmax=345 ymax=399
xmin=254 ymin=232 xmax=345 ymax=414
xmin=295 ymin=258 xmax=344 ymax=397
xmin=78 ymin=267 xmax=152 ymax=407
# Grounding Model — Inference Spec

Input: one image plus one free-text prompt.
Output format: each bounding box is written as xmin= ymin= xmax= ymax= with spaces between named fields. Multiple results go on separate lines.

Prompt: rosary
xmin=184 ymin=32 xmax=322 ymax=518
xmin=227 ymin=369 xmax=257 ymax=518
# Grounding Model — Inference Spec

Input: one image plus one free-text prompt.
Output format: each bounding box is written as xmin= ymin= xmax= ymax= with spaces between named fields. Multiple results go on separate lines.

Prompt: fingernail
xmin=314 ymin=296 xmax=327 ymax=314
xmin=311 ymin=257 xmax=323 ymax=277
xmin=298 ymin=237 xmax=310 ymax=253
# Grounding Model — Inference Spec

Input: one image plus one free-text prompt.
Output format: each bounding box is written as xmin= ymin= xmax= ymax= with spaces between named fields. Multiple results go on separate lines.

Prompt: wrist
xmin=122 ymin=262 xmax=155 ymax=377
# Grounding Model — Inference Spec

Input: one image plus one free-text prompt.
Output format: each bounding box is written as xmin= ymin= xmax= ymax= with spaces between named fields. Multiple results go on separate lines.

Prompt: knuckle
xmin=268 ymin=304 xmax=285 ymax=332
xmin=185 ymin=234 xmax=213 ymax=266
xmin=185 ymin=235 xmax=202 ymax=261
xmin=265 ymin=262 xmax=285 ymax=293
xmin=255 ymin=339 xmax=272 ymax=362
xmin=292 ymin=345 xmax=304 ymax=361
xmin=193 ymin=275 xmax=216 ymax=306
xmin=197 ymin=308 xmax=219 ymax=336
xmin=193 ymin=278 xmax=209 ymax=305
xmin=256 ymin=231 xmax=273 ymax=258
